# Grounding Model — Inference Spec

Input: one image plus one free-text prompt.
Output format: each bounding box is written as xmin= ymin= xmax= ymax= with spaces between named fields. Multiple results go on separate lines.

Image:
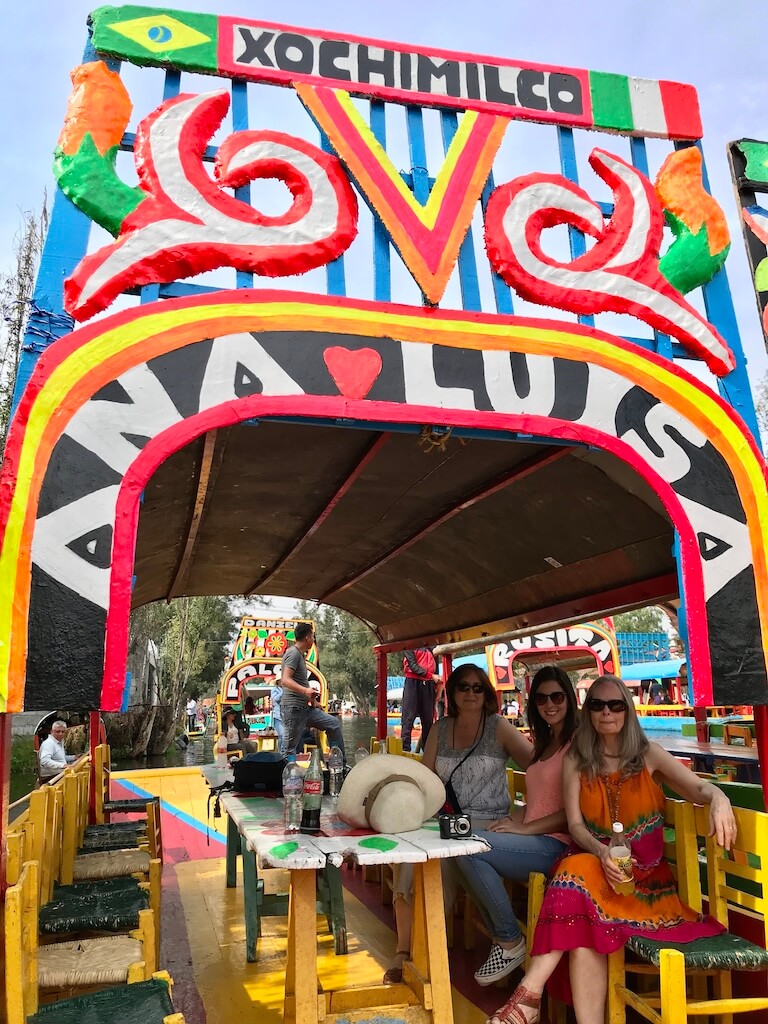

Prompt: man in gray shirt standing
xmin=280 ymin=622 xmax=346 ymax=761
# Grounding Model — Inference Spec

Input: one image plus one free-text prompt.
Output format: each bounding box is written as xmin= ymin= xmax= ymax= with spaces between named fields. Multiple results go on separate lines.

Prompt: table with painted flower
xmin=218 ymin=791 xmax=488 ymax=1024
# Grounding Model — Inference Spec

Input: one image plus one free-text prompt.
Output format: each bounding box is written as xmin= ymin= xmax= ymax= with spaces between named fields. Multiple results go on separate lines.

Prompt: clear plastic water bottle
xmin=327 ymin=746 xmax=344 ymax=800
xmin=354 ymin=744 xmax=370 ymax=764
xmin=215 ymin=732 xmax=228 ymax=768
xmin=282 ymin=755 xmax=303 ymax=834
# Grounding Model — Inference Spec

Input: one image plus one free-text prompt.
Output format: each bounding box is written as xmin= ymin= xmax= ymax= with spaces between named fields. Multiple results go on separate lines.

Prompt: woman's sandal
xmin=382 ymin=950 xmax=409 ymax=985
xmin=486 ymin=984 xmax=541 ymax=1024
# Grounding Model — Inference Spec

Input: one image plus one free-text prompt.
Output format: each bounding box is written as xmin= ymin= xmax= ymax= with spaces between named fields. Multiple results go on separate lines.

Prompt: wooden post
xmin=376 ymin=647 xmax=387 ymax=741
xmin=754 ymin=704 xmax=768 ymax=809
xmin=88 ymin=710 xmax=100 ymax=824
xmin=0 ymin=712 xmax=12 ymax=894
xmin=693 ymin=705 xmax=708 ymax=744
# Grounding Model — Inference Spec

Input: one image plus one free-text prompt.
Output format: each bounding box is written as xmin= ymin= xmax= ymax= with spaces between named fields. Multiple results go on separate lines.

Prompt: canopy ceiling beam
xmin=244 ymin=432 xmax=391 ymax=597
xmin=371 ymin=570 xmax=678 ymax=654
xmin=319 ymin=447 xmax=571 ymax=605
xmin=167 ymin=429 xmax=228 ymax=601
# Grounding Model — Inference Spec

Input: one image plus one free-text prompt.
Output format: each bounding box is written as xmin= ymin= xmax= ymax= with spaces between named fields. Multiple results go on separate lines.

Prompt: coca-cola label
xmin=303 ymin=780 xmax=322 ymax=796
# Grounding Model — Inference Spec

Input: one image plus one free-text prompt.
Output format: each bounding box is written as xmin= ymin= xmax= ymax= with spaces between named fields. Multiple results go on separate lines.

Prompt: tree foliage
xmin=117 ymin=595 xmax=238 ymax=755
xmin=0 ymin=203 xmax=48 ymax=449
xmin=613 ymin=606 xmax=665 ymax=633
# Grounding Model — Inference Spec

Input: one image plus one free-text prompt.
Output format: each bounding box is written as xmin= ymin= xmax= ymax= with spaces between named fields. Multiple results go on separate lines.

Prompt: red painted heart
xmin=323 ymin=346 xmax=382 ymax=400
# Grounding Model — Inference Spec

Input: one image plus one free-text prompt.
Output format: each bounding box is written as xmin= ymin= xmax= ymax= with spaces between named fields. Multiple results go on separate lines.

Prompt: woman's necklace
xmin=601 ymin=769 xmax=623 ymax=824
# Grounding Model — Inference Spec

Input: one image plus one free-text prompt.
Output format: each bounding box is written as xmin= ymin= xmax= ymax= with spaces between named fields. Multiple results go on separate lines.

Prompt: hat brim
xmin=337 ymin=754 xmax=445 ymax=833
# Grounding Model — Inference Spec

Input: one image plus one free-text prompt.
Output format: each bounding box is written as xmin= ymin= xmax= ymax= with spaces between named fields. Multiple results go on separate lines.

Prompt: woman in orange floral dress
xmin=487 ymin=675 xmax=736 ymax=1024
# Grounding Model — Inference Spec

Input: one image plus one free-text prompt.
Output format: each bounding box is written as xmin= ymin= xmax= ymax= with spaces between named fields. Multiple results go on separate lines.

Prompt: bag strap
xmin=363 ymin=774 xmax=420 ymax=827
xmin=445 ymin=712 xmax=486 ymax=790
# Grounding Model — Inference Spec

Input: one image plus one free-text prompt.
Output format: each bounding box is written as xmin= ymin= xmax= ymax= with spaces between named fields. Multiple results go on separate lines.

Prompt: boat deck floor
xmin=112 ymin=767 xmax=500 ymax=1024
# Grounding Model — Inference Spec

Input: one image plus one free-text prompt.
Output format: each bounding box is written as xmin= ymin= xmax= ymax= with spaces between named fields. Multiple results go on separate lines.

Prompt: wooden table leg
xmin=226 ymin=814 xmax=239 ymax=888
xmin=411 ymin=860 xmax=454 ymax=1024
xmin=285 ymin=869 xmax=319 ymax=1024
xmin=241 ymin=837 xmax=260 ymax=962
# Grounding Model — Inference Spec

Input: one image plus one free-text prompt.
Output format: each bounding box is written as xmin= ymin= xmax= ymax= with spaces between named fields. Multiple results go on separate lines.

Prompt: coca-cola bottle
xmin=300 ymin=747 xmax=323 ymax=833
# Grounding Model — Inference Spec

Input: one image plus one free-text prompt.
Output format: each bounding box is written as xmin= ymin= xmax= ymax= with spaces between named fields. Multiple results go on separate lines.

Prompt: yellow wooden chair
xmin=607 ymin=799 xmax=768 ymax=1024
xmin=723 ymin=724 xmax=754 ymax=748
xmin=5 ymin=861 xmax=157 ymax=1023
xmin=95 ymin=743 xmax=160 ymax=823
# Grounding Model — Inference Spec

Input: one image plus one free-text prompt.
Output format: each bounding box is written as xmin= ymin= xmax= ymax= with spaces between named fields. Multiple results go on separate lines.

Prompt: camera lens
xmin=457 ymin=817 xmax=471 ymax=835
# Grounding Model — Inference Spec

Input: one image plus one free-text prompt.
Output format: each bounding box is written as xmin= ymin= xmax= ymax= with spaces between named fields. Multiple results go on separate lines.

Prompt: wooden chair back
xmin=693 ymin=801 xmax=768 ymax=947
xmin=94 ymin=741 xmax=111 ymax=823
xmin=724 ymin=724 xmax=754 ymax=747
xmin=4 ymin=860 xmax=40 ymax=1024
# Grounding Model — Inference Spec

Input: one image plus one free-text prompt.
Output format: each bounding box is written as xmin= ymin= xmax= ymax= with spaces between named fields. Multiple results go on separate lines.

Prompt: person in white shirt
xmin=38 ymin=721 xmax=75 ymax=782
xmin=186 ymin=697 xmax=198 ymax=731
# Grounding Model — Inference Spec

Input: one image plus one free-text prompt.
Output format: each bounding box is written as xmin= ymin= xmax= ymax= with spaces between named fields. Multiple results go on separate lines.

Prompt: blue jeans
xmin=281 ymin=703 xmax=346 ymax=761
xmin=455 ymin=831 xmax=567 ymax=942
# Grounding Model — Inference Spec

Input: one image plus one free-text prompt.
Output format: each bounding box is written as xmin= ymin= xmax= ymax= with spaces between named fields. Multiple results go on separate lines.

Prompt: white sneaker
xmin=473 ymin=938 xmax=527 ymax=986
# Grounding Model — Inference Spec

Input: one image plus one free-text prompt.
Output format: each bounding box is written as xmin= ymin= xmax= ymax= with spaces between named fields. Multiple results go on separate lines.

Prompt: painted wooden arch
xmin=0 ymin=291 xmax=767 ymax=713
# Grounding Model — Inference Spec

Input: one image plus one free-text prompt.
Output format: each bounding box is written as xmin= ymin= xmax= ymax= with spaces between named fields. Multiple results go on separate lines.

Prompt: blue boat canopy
xmin=621 ymin=658 xmax=684 ymax=681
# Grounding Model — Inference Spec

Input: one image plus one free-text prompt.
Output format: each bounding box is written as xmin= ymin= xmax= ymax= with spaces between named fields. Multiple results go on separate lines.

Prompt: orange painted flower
xmin=57 ymin=61 xmax=133 ymax=157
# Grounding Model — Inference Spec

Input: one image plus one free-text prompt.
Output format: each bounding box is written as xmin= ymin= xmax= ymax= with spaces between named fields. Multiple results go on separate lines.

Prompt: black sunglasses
xmin=456 ymin=682 xmax=486 ymax=694
xmin=587 ymin=698 xmax=627 ymax=713
xmin=534 ymin=691 xmax=566 ymax=706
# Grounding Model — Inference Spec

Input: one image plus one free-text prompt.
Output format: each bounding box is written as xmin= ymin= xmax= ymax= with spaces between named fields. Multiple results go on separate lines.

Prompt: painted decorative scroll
xmin=61 ymin=74 xmax=358 ymax=320
xmin=483 ymin=148 xmax=735 ymax=376
xmin=654 ymin=147 xmax=730 ymax=294
xmin=0 ymin=295 xmax=765 ymax=711
xmin=299 ymin=85 xmax=508 ymax=303
xmin=90 ymin=5 xmax=704 ymax=139
xmin=742 ymin=205 xmax=768 ymax=329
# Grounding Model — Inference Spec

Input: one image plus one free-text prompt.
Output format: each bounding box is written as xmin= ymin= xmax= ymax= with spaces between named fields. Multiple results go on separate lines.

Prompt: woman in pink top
xmin=455 ymin=665 xmax=578 ymax=987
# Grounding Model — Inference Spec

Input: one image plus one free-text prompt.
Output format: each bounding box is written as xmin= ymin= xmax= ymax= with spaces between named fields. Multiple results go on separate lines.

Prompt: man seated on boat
xmin=38 ymin=720 xmax=76 ymax=783
xmin=279 ymin=623 xmax=346 ymax=762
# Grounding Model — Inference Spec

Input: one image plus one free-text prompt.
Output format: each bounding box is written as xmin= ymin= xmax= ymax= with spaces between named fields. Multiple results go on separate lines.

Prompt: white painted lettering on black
xmin=198 ymin=332 xmax=305 ymax=410
xmin=66 ymin=364 xmax=183 ymax=475
xmin=32 ymin=486 xmax=119 ymax=607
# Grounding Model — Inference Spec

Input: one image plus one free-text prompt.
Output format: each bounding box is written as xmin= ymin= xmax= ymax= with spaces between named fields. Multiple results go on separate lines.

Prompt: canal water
xmin=112 ymin=715 xmax=379 ymax=772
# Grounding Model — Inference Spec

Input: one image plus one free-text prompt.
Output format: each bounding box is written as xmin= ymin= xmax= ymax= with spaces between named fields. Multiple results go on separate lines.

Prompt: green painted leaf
xmin=754 ymin=258 xmax=768 ymax=293
xmin=53 ymin=134 xmax=144 ymax=236
xmin=358 ymin=836 xmax=398 ymax=851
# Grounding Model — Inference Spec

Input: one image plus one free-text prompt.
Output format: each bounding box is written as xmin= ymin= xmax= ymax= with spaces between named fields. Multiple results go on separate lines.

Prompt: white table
xmin=219 ymin=791 xmax=488 ymax=1024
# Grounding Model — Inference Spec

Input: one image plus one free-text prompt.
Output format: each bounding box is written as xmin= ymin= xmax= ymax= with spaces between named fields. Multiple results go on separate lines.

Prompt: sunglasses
xmin=534 ymin=691 xmax=566 ymax=707
xmin=587 ymin=698 xmax=627 ymax=713
xmin=456 ymin=682 xmax=486 ymax=694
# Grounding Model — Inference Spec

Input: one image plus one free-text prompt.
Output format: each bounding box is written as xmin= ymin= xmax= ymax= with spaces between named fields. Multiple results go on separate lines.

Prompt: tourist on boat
xmin=270 ymin=682 xmax=284 ymax=747
xmin=401 ymin=647 xmax=442 ymax=752
xmin=279 ymin=623 xmax=346 ymax=761
xmin=222 ymin=708 xmax=257 ymax=754
xmin=456 ymin=665 xmax=578 ymax=986
xmin=384 ymin=663 xmax=534 ymax=985
xmin=486 ymin=674 xmax=736 ymax=1024
xmin=186 ymin=695 xmax=198 ymax=731
xmin=644 ymin=677 xmax=673 ymax=705
xmin=38 ymin=720 xmax=76 ymax=782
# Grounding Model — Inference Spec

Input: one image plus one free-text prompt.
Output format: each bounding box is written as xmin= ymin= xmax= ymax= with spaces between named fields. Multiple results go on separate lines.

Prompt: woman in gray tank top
xmin=384 ymin=663 xmax=532 ymax=984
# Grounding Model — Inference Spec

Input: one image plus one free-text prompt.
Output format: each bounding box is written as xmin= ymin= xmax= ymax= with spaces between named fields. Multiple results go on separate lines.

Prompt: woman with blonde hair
xmin=486 ymin=674 xmax=736 ymax=1024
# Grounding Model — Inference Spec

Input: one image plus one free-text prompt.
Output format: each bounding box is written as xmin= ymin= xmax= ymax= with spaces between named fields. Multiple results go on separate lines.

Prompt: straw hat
xmin=336 ymin=753 xmax=446 ymax=833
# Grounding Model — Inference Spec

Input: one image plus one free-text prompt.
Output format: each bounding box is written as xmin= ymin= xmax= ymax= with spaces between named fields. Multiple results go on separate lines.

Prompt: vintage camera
xmin=438 ymin=813 xmax=472 ymax=839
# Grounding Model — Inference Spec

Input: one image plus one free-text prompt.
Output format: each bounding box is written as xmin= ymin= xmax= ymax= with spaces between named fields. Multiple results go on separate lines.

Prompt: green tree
xmin=613 ymin=606 xmax=665 ymax=633
xmin=0 ymin=203 xmax=48 ymax=449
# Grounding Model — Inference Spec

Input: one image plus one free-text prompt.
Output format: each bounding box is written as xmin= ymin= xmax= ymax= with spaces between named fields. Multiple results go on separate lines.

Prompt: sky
xmin=2 ymin=0 xmax=768 ymax=398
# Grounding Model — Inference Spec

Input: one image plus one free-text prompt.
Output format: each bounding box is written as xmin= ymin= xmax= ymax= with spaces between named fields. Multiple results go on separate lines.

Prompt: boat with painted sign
xmin=4 ymin=4 xmax=768 ymax=1023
